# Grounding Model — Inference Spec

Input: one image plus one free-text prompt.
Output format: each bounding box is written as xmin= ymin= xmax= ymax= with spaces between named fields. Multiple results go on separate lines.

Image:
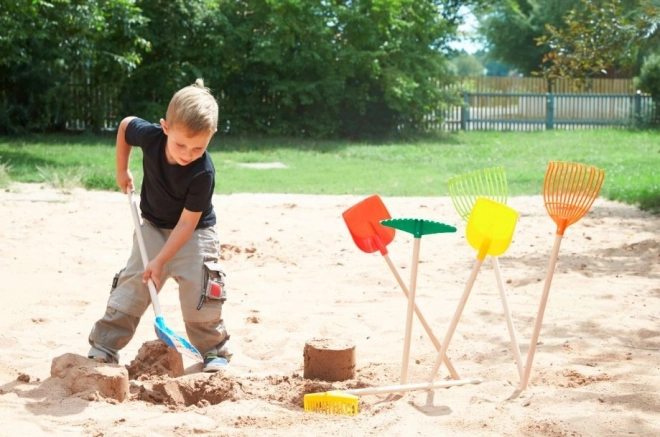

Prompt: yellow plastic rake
xmin=448 ymin=167 xmax=524 ymax=381
xmin=427 ymin=198 xmax=519 ymax=385
xmin=303 ymin=378 xmax=483 ymax=415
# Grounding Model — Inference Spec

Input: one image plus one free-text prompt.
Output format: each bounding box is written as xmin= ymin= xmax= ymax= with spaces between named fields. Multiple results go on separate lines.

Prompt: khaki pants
xmin=88 ymin=220 xmax=230 ymax=363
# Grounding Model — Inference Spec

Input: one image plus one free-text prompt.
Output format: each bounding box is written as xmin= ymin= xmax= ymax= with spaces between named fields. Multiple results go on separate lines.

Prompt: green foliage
xmin=636 ymin=53 xmax=660 ymax=97
xmin=0 ymin=0 xmax=486 ymax=140
xmin=478 ymin=0 xmax=573 ymax=75
xmin=210 ymin=0 xmax=466 ymax=139
xmin=479 ymin=0 xmax=660 ymax=78
xmin=117 ymin=0 xmax=218 ymax=122
xmin=0 ymin=0 xmax=148 ymax=134
xmin=535 ymin=0 xmax=658 ymax=89
xmin=634 ymin=53 xmax=660 ymax=123
xmin=450 ymin=54 xmax=485 ymax=77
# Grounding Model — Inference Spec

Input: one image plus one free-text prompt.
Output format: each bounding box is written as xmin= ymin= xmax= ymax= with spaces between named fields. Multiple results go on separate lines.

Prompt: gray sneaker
xmin=88 ymin=347 xmax=118 ymax=364
xmin=202 ymin=354 xmax=228 ymax=372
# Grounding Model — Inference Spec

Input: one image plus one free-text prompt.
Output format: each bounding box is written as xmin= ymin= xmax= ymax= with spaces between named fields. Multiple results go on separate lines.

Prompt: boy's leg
xmin=89 ymin=223 xmax=167 ymax=363
xmin=88 ymin=307 xmax=140 ymax=364
xmin=169 ymin=227 xmax=231 ymax=369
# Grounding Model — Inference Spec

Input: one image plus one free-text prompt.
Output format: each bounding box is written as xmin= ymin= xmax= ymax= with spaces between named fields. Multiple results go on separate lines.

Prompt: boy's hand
xmin=117 ymin=170 xmax=134 ymax=194
xmin=143 ymin=258 xmax=164 ymax=289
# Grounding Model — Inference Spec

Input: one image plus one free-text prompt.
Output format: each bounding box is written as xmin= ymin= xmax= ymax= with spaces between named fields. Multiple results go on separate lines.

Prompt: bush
xmin=634 ymin=53 xmax=660 ymax=124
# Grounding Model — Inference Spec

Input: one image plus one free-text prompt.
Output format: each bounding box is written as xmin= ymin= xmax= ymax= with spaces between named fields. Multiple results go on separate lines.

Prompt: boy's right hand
xmin=117 ymin=170 xmax=134 ymax=194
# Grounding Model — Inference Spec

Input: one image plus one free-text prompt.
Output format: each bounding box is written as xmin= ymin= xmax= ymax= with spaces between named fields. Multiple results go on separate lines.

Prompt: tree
xmin=450 ymin=54 xmax=485 ymax=77
xmin=535 ymin=0 xmax=660 ymax=89
xmin=207 ymin=0 xmax=488 ymax=138
xmin=0 ymin=0 xmax=147 ymax=133
xmin=476 ymin=0 xmax=573 ymax=75
xmin=1 ymin=0 xmax=488 ymax=138
xmin=477 ymin=0 xmax=660 ymax=79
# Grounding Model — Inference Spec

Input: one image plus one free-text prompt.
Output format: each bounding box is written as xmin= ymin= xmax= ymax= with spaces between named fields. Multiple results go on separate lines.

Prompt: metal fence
xmin=63 ymin=73 xmax=654 ymax=133
xmin=442 ymin=91 xmax=655 ymax=132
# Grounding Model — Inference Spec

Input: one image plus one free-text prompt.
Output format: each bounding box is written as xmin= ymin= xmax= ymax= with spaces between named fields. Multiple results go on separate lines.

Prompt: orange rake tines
xmin=520 ymin=161 xmax=605 ymax=390
xmin=543 ymin=161 xmax=605 ymax=235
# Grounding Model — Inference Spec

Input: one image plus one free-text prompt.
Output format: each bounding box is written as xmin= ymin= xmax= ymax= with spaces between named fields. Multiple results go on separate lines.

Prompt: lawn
xmin=0 ymin=129 xmax=658 ymax=212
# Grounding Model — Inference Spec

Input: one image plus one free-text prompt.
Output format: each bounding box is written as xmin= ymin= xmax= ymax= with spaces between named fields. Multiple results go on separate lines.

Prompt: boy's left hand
xmin=143 ymin=259 xmax=164 ymax=289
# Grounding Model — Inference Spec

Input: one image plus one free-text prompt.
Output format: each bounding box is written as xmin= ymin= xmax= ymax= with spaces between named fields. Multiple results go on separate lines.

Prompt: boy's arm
xmin=116 ymin=116 xmax=136 ymax=193
xmin=142 ymin=208 xmax=202 ymax=288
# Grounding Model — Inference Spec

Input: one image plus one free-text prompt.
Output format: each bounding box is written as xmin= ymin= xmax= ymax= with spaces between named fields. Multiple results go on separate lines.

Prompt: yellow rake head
xmin=448 ymin=167 xmax=508 ymax=222
xmin=303 ymin=391 xmax=358 ymax=415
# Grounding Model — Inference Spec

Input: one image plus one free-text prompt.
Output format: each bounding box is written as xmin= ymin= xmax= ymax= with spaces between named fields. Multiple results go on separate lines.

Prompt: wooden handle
xmin=427 ymin=258 xmax=483 ymax=383
xmin=492 ymin=256 xmax=524 ymax=380
xmin=520 ymin=233 xmax=563 ymax=390
xmin=383 ymin=254 xmax=460 ymax=380
xmin=346 ymin=377 xmax=483 ymax=396
xmin=400 ymin=238 xmax=421 ymax=385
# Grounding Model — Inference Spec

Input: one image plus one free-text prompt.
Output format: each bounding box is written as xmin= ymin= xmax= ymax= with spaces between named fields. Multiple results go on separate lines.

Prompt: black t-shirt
xmin=125 ymin=117 xmax=216 ymax=229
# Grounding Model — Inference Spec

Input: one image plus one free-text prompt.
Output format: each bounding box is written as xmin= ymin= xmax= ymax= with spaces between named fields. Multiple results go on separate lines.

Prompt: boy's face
xmin=160 ymin=119 xmax=213 ymax=166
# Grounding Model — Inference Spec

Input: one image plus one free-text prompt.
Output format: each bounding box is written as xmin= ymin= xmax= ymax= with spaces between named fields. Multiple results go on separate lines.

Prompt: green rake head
xmin=380 ymin=218 xmax=456 ymax=238
xmin=448 ymin=167 xmax=508 ymax=222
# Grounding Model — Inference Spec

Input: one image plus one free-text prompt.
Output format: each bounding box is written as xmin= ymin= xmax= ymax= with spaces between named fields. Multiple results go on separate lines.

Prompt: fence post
xmin=545 ymin=93 xmax=554 ymax=130
xmin=461 ymin=92 xmax=469 ymax=131
xmin=634 ymin=90 xmax=642 ymax=126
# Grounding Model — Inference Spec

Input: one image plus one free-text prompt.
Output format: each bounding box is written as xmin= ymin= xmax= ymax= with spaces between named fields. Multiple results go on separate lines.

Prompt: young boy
xmin=88 ymin=79 xmax=231 ymax=372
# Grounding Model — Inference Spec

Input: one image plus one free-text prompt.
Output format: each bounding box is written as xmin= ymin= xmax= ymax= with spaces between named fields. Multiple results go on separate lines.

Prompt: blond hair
xmin=166 ymin=78 xmax=218 ymax=134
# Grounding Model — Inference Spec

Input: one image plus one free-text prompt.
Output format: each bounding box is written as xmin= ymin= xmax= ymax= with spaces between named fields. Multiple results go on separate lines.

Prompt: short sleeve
xmin=125 ymin=118 xmax=163 ymax=149
xmin=185 ymin=170 xmax=214 ymax=212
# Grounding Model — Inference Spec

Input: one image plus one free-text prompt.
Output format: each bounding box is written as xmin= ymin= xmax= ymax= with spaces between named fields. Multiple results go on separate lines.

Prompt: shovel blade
xmin=154 ymin=316 xmax=203 ymax=362
xmin=466 ymin=198 xmax=518 ymax=260
xmin=343 ymin=195 xmax=395 ymax=254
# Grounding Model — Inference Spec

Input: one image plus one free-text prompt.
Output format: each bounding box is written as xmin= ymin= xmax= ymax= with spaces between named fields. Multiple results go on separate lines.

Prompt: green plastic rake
xmin=381 ymin=218 xmax=456 ymax=386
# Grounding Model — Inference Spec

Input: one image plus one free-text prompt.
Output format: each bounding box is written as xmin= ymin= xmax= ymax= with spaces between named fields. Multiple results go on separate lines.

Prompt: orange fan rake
xmin=520 ymin=161 xmax=605 ymax=390
xmin=543 ymin=161 xmax=605 ymax=236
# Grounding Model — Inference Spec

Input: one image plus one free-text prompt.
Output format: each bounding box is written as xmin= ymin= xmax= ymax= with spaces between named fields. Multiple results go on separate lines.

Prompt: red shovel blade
xmin=342 ymin=195 xmax=395 ymax=255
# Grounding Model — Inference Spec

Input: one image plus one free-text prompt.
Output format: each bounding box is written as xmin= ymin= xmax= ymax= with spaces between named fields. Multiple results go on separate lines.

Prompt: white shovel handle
xmin=127 ymin=191 xmax=163 ymax=317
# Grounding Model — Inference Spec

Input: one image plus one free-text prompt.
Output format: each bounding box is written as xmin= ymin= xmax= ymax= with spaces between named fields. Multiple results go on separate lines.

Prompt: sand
xmin=0 ymin=183 xmax=658 ymax=436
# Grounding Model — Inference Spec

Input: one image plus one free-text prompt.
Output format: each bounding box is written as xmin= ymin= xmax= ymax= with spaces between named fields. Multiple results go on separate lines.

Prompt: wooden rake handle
xmin=382 ymin=253 xmax=460 ymax=380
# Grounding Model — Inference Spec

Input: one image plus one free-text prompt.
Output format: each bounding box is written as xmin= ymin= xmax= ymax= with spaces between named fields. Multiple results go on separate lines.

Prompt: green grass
xmin=0 ymin=161 xmax=11 ymax=189
xmin=0 ymin=129 xmax=658 ymax=212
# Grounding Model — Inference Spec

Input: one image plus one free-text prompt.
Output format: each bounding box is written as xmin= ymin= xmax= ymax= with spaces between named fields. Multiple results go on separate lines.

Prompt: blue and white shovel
xmin=127 ymin=190 xmax=203 ymax=363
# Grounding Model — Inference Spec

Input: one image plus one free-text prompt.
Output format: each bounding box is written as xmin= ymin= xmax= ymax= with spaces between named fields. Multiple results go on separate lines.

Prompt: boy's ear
xmin=160 ymin=118 xmax=169 ymax=135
